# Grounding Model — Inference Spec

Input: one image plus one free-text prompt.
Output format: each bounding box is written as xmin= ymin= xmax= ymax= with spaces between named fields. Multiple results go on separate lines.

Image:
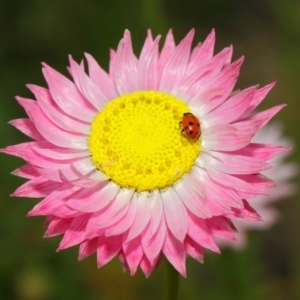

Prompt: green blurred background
xmin=0 ymin=0 xmax=299 ymax=299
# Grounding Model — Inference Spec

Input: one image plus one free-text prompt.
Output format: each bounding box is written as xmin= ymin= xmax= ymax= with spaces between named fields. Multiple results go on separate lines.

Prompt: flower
xmin=2 ymin=29 xmax=288 ymax=277
xmin=216 ymin=123 xmax=297 ymax=249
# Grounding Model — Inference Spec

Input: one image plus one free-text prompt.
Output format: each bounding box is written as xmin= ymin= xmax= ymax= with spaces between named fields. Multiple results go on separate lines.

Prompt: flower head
xmin=2 ymin=29 xmax=288 ymax=277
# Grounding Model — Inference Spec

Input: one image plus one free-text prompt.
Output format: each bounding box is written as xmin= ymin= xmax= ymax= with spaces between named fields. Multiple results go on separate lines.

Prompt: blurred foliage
xmin=0 ymin=0 xmax=299 ymax=299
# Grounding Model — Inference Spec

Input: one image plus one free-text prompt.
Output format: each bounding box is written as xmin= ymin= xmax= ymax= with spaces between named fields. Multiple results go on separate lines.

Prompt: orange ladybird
xmin=180 ymin=112 xmax=201 ymax=140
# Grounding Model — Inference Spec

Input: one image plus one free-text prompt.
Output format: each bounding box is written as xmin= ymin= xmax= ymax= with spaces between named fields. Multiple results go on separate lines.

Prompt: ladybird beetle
xmin=180 ymin=112 xmax=201 ymax=140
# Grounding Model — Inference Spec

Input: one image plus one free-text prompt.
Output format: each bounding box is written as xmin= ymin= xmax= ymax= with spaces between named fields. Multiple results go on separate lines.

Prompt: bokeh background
xmin=0 ymin=1 xmax=299 ymax=299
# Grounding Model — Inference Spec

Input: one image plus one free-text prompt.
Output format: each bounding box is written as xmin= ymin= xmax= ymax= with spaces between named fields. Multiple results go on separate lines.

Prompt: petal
xmin=159 ymin=29 xmax=195 ymax=93
xmin=138 ymin=36 xmax=160 ymax=90
xmin=66 ymin=181 xmax=119 ymax=213
xmin=206 ymin=217 xmax=237 ymax=240
xmin=161 ymin=188 xmax=188 ymax=242
xmin=27 ymin=84 xmax=90 ymax=134
xmin=187 ymin=212 xmax=219 ymax=253
xmin=78 ymin=238 xmax=98 ymax=260
xmin=9 ymin=118 xmax=43 ymax=140
xmin=204 ymin=86 xmax=256 ymax=125
xmin=85 ymin=53 xmax=118 ymax=100
xmin=201 ymin=151 xmax=271 ymax=175
xmin=97 ymin=234 xmax=123 ymax=267
xmin=239 ymin=104 xmax=286 ymax=130
xmin=173 ymin=174 xmax=212 ymax=218
xmin=17 ymin=98 xmax=88 ymax=149
xmin=44 ymin=217 xmax=73 ymax=238
xmin=105 ymin=193 xmax=138 ymax=236
xmin=125 ymin=192 xmax=152 ymax=242
xmin=122 ymin=236 xmax=144 ymax=276
xmin=184 ymin=236 xmax=204 ymax=263
xmin=142 ymin=212 xmax=166 ymax=265
xmin=31 ymin=141 xmax=90 ymax=161
xmin=202 ymin=124 xmax=253 ymax=151
xmin=57 ymin=215 xmax=90 ymax=250
xmin=163 ymin=228 xmax=186 ymax=277
xmin=114 ymin=30 xmax=138 ymax=94
xmin=158 ymin=29 xmax=175 ymax=76
xmin=232 ymin=143 xmax=290 ymax=161
xmin=11 ymin=164 xmax=39 ymax=179
xmin=243 ymin=82 xmax=276 ymax=115
xmin=188 ymin=29 xmax=216 ymax=70
xmin=42 ymin=63 xmax=96 ymax=122
xmin=12 ymin=176 xmax=62 ymax=198
xmin=69 ymin=56 xmax=108 ymax=110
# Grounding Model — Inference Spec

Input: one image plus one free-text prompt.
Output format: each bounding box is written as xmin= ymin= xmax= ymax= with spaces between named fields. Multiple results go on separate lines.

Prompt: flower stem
xmin=164 ymin=260 xmax=179 ymax=300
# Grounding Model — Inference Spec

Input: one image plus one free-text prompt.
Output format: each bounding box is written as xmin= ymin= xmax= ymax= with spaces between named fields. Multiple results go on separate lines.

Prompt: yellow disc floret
xmin=88 ymin=91 xmax=201 ymax=191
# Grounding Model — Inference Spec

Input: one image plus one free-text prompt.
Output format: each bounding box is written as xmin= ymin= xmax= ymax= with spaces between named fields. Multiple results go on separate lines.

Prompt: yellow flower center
xmin=88 ymin=91 xmax=201 ymax=191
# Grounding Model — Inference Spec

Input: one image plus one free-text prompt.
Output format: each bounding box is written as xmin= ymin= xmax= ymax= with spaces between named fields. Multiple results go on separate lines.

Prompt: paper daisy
xmin=217 ymin=123 xmax=296 ymax=249
xmin=2 ymin=29 xmax=288 ymax=277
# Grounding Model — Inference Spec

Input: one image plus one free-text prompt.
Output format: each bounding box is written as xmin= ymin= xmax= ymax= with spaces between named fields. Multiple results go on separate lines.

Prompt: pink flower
xmin=216 ymin=123 xmax=297 ymax=249
xmin=2 ymin=29 xmax=288 ymax=277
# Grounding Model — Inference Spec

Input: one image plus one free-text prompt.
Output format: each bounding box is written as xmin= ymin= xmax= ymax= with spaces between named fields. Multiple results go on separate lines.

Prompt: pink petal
xmin=138 ymin=36 xmax=160 ymax=90
xmin=27 ymin=84 xmax=90 ymax=134
xmin=57 ymin=215 xmax=90 ymax=250
xmin=206 ymin=217 xmax=237 ymax=240
xmin=204 ymin=86 xmax=256 ymax=125
xmin=161 ymin=188 xmax=188 ymax=242
xmin=140 ymin=190 xmax=163 ymax=243
xmin=163 ymin=228 xmax=186 ymax=277
xmin=17 ymin=98 xmax=88 ymax=149
xmin=178 ymin=47 xmax=232 ymax=101
xmin=238 ymin=104 xmax=286 ymax=131
xmin=66 ymin=181 xmax=119 ymax=213
xmin=243 ymin=82 xmax=276 ymax=115
xmin=202 ymin=151 xmax=271 ymax=175
xmin=114 ymin=30 xmax=138 ymax=94
xmin=97 ymin=234 xmax=123 ymax=267
xmin=139 ymin=29 xmax=154 ymax=60
xmin=42 ymin=63 xmax=96 ymax=121
xmin=12 ymin=176 xmax=62 ymax=198
xmin=184 ymin=236 xmax=204 ymax=263
xmin=9 ymin=118 xmax=43 ymax=140
xmin=44 ymin=217 xmax=73 ymax=238
xmin=78 ymin=238 xmax=98 ymax=260
xmin=142 ymin=214 xmax=166 ymax=264
xmin=188 ymin=29 xmax=215 ymax=69
xmin=158 ymin=29 xmax=175 ymax=77
xmin=199 ymin=57 xmax=244 ymax=115
xmin=205 ymin=166 xmax=268 ymax=198
xmin=140 ymin=255 xmax=159 ymax=278
xmin=69 ymin=56 xmax=108 ymax=110
xmin=96 ymin=188 xmax=134 ymax=228
xmin=225 ymin=200 xmax=262 ymax=222
xmin=202 ymin=124 xmax=253 ymax=151
xmin=105 ymin=193 xmax=138 ymax=236
xmin=159 ymin=29 xmax=195 ymax=93
xmin=125 ymin=192 xmax=151 ymax=242
xmin=232 ymin=143 xmax=290 ymax=161
xmin=85 ymin=53 xmax=118 ymax=100
xmin=11 ymin=164 xmax=39 ymax=179
xmin=31 ymin=141 xmax=90 ymax=161
xmin=27 ymin=186 xmax=77 ymax=216
xmin=187 ymin=212 xmax=219 ymax=253
xmin=173 ymin=174 xmax=212 ymax=218
xmin=122 ymin=236 xmax=144 ymax=276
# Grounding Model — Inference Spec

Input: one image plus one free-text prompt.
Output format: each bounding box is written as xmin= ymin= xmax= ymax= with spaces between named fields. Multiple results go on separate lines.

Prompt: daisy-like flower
xmin=2 ymin=29 xmax=288 ymax=277
xmin=217 ymin=123 xmax=297 ymax=249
